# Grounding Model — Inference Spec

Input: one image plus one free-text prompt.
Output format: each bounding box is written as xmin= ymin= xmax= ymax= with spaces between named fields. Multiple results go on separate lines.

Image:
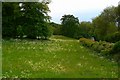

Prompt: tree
xmin=2 ymin=0 xmax=52 ymax=39
xmin=92 ymin=6 xmax=117 ymax=41
xmin=2 ymin=2 xmax=20 ymax=38
xmin=50 ymin=22 xmax=62 ymax=35
xmin=79 ymin=21 xmax=93 ymax=38
xmin=19 ymin=1 xmax=51 ymax=39
xmin=60 ymin=14 xmax=80 ymax=38
xmin=92 ymin=16 xmax=109 ymax=40
xmin=101 ymin=6 xmax=117 ymax=22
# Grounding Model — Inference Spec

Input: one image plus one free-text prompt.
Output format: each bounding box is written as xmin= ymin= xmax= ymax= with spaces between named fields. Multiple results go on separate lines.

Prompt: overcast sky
xmin=48 ymin=0 xmax=120 ymax=24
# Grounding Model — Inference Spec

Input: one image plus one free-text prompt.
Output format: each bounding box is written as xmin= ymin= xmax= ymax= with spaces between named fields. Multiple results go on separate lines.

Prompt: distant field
xmin=2 ymin=35 xmax=118 ymax=78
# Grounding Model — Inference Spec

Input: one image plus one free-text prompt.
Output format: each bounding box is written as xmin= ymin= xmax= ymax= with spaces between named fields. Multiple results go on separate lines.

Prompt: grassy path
xmin=2 ymin=35 xmax=118 ymax=78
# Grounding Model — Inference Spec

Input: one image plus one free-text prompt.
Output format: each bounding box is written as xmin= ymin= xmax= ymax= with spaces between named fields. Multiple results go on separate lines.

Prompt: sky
xmin=48 ymin=0 xmax=120 ymax=24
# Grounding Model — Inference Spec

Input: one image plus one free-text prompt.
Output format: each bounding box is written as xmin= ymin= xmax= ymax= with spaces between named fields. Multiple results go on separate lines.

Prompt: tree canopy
xmin=92 ymin=6 xmax=118 ymax=41
xmin=2 ymin=0 xmax=52 ymax=39
xmin=2 ymin=1 xmax=120 ymax=42
xmin=60 ymin=14 xmax=79 ymax=38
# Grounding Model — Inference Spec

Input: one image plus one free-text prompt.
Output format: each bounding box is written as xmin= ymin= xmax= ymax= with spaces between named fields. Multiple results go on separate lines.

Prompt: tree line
xmin=2 ymin=1 xmax=120 ymax=43
xmin=59 ymin=5 xmax=120 ymax=43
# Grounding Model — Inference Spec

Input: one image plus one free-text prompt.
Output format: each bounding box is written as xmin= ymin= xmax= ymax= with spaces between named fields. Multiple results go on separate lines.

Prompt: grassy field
xmin=2 ymin=35 xmax=119 ymax=78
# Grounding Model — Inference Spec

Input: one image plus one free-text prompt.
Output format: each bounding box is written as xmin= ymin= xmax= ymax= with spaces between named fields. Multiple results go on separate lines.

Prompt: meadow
xmin=2 ymin=35 xmax=119 ymax=78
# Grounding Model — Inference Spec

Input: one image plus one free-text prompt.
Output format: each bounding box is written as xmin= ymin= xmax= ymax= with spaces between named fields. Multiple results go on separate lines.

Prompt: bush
xmin=79 ymin=38 xmax=95 ymax=47
xmin=111 ymin=41 xmax=120 ymax=54
xmin=100 ymin=43 xmax=113 ymax=56
xmin=79 ymin=38 xmax=113 ymax=54
xmin=91 ymin=42 xmax=99 ymax=51
xmin=101 ymin=49 xmax=110 ymax=56
xmin=105 ymin=32 xmax=120 ymax=43
xmin=79 ymin=38 xmax=120 ymax=62
xmin=109 ymin=41 xmax=120 ymax=62
xmin=97 ymin=44 xmax=104 ymax=52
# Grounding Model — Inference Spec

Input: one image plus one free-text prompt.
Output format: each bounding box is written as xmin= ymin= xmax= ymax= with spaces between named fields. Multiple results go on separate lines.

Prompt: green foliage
xmin=92 ymin=6 xmax=118 ymax=41
xmin=111 ymin=41 xmax=120 ymax=54
xmin=60 ymin=14 xmax=79 ymax=38
xmin=19 ymin=2 xmax=51 ymax=39
xmin=2 ymin=2 xmax=20 ymax=38
xmin=42 ymin=23 xmax=53 ymax=39
xmin=110 ymin=41 xmax=120 ymax=61
xmin=79 ymin=21 xmax=94 ymax=38
xmin=98 ymin=41 xmax=113 ymax=55
xmin=17 ymin=25 xmax=24 ymax=39
xmin=50 ymin=22 xmax=62 ymax=35
xmin=105 ymin=31 xmax=120 ymax=42
xmin=79 ymin=38 xmax=95 ymax=47
xmin=92 ymin=16 xmax=108 ymax=41
xmin=79 ymin=38 xmax=113 ymax=55
xmin=2 ymin=1 xmax=52 ymax=39
xmin=92 ymin=42 xmax=100 ymax=52
xmin=79 ymin=37 xmax=120 ymax=61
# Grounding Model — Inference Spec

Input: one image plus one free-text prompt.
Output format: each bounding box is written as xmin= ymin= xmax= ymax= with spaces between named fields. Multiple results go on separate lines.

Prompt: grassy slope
xmin=2 ymin=35 xmax=118 ymax=78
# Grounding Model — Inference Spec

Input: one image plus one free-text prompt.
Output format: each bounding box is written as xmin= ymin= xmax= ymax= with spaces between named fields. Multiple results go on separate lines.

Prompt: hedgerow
xmin=79 ymin=38 xmax=120 ymax=61
xmin=79 ymin=38 xmax=113 ymax=54
xmin=79 ymin=38 xmax=95 ymax=47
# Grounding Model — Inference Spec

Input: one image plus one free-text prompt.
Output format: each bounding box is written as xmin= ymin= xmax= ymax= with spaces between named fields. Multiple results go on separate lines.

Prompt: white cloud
xmin=48 ymin=0 xmax=120 ymax=23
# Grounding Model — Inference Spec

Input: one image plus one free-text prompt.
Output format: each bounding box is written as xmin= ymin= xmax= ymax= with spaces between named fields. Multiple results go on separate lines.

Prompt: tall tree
xmin=2 ymin=0 xmax=52 ymax=39
xmin=50 ymin=22 xmax=62 ymax=35
xmin=2 ymin=2 xmax=20 ymax=38
xmin=60 ymin=14 xmax=79 ymax=38
xmin=79 ymin=21 xmax=93 ymax=38
xmin=19 ymin=1 xmax=51 ymax=39
xmin=92 ymin=6 xmax=117 ymax=41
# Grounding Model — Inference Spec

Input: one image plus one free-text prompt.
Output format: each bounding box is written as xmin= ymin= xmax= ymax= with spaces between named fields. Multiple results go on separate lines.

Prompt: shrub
xmin=100 ymin=43 xmax=113 ymax=56
xmin=105 ymin=32 xmax=120 ymax=43
xmin=79 ymin=38 xmax=119 ymax=62
xmin=111 ymin=41 xmax=120 ymax=54
xmin=97 ymin=44 xmax=104 ymax=52
xmin=79 ymin=38 xmax=95 ymax=47
xmin=91 ymin=42 xmax=99 ymax=51
xmin=79 ymin=38 xmax=114 ymax=54
xmin=101 ymin=49 xmax=110 ymax=56
xmin=109 ymin=41 xmax=120 ymax=62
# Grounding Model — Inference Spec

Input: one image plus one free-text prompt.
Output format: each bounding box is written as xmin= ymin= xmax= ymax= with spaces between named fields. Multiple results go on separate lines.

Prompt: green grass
xmin=2 ymin=35 xmax=119 ymax=78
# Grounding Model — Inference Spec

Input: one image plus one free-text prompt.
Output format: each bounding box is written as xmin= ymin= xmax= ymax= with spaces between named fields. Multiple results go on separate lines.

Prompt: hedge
xmin=79 ymin=38 xmax=120 ymax=61
xmin=79 ymin=38 xmax=114 ymax=56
